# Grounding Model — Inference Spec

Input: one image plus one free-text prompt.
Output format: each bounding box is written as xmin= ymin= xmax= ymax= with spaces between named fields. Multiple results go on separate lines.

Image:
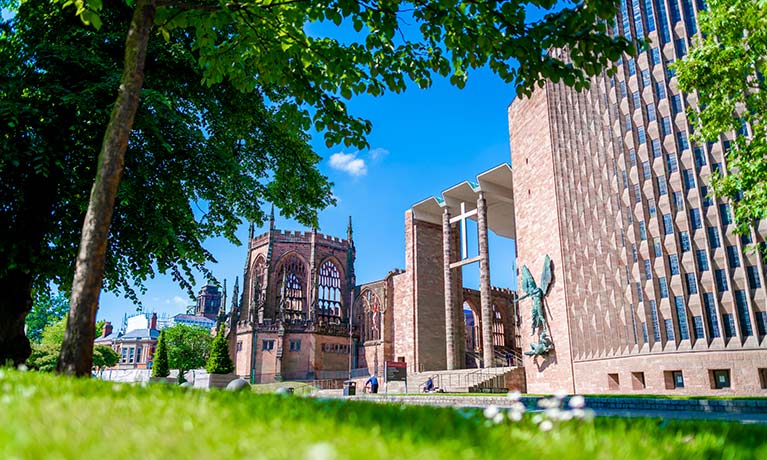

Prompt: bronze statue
xmin=523 ymin=331 xmax=553 ymax=356
xmin=516 ymin=255 xmax=553 ymax=356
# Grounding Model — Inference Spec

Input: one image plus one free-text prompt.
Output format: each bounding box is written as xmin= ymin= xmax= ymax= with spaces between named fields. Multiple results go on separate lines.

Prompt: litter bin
xmin=343 ymin=381 xmax=356 ymax=396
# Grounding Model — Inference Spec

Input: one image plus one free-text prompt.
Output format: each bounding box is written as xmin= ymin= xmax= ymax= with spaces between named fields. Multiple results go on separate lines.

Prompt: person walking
xmin=365 ymin=374 xmax=379 ymax=394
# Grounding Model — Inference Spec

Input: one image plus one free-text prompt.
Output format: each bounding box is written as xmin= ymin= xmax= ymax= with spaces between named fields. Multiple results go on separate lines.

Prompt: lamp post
xmin=348 ymin=296 xmax=353 ymax=381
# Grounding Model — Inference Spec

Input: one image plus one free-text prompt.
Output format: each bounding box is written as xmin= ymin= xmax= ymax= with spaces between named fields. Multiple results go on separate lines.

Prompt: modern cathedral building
xmin=509 ymin=0 xmax=767 ymax=394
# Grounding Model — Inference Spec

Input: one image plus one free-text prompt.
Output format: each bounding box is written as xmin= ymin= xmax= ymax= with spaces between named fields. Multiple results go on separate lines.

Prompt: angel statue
xmin=515 ymin=255 xmax=553 ymax=356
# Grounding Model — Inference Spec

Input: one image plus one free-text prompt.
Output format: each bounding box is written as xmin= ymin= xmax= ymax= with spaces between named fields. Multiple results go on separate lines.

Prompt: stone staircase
xmin=408 ymin=366 xmax=519 ymax=393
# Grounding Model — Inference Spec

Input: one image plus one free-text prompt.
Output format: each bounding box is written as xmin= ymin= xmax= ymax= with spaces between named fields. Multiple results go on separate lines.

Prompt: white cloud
xmin=369 ymin=147 xmax=389 ymax=160
xmin=164 ymin=296 xmax=188 ymax=308
xmin=329 ymin=152 xmax=367 ymax=177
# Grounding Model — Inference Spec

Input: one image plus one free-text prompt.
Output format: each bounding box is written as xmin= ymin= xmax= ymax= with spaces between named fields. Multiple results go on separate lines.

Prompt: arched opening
xmin=463 ymin=302 xmax=478 ymax=353
xmin=492 ymin=304 xmax=505 ymax=347
xmin=318 ymin=259 xmax=343 ymax=323
xmin=251 ymin=256 xmax=267 ymax=323
xmin=277 ymin=254 xmax=307 ymax=322
xmin=355 ymin=290 xmax=383 ymax=342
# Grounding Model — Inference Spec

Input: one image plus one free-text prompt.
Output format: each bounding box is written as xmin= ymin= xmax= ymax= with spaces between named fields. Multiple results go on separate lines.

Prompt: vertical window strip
xmin=703 ymin=293 xmax=720 ymax=338
xmin=653 ymin=0 xmax=672 ymax=43
xmin=734 ymin=290 xmax=753 ymax=336
xmin=674 ymin=296 xmax=690 ymax=340
xmin=650 ymin=301 xmax=661 ymax=341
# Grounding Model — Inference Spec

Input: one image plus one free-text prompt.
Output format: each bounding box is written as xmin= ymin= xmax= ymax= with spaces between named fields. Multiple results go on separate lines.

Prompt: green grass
xmin=1 ymin=369 xmax=766 ymax=460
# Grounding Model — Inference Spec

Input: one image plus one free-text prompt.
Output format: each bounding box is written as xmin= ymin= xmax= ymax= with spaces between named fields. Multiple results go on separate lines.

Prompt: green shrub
xmin=151 ymin=330 xmax=169 ymax=378
xmin=205 ymin=325 xmax=234 ymax=375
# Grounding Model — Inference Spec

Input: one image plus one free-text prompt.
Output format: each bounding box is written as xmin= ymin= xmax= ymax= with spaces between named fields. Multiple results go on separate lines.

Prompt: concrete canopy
xmin=411 ymin=163 xmax=515 ymax=239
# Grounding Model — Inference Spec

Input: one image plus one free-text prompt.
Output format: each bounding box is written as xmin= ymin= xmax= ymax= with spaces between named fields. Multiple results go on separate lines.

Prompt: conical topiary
xmin=206 ymin=325 xmax=234 ymax=374
xmin=152 ymin=330 xmax=170 ymax=378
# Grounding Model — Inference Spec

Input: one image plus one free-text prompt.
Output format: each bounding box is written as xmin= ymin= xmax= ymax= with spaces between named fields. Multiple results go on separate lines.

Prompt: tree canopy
xmin=1 ymin=0 xmax=633 ymax=373
xmin=675 ymin=0 xmax=767 ymax=247
xmin=0 ymin=0 xmax=332 ymax=366
xmin=162 ymin=324 xmax=212 ymax=382
xmin=92 ymin=345 xmax=120 ymax=370
xmin=25 ymin=290 xmax=70 ymax=344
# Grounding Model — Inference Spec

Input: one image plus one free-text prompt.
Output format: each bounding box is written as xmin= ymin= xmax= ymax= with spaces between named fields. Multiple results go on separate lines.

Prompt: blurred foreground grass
xmin=0 ymin=369 xmax=765 ymax=460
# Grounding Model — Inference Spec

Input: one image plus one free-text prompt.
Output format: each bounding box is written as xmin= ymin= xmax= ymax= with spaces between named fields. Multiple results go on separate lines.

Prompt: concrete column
xmin=478 ymin=193 xmax=494 ymax=368
xmin=442 ymin=208 xmax=456 ymax=370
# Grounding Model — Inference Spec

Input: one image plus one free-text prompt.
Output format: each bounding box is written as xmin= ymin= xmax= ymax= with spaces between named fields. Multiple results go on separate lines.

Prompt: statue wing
xmin=539 ymin=255 xmax=552 ymax=296
xmin=520 ymin=265 xmax=537 ymax=294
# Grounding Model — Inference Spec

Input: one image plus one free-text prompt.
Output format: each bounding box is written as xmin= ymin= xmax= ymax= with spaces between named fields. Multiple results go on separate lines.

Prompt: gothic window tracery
xmin=492 ymin=304 xmax=505 ymax=347
xmin=251 ymin=257 xmax=267 ymax=323
xmin=278 ymin=254 xmax=307 ymax=322
xmin=354 ymin=290 xmax=383 ymax=342
xmin=318 ymin=260 xmax=343 ymax=322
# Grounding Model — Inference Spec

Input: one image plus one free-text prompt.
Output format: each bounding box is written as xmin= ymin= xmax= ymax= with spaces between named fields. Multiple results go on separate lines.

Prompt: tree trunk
xmin=0 ymin=269 xmax=33 ymax=365
xmin=57 ymin=0 xmax=156 ymax=376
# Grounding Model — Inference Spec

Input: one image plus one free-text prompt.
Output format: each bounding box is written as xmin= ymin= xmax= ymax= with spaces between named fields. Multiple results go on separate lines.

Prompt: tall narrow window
xmin=659 ymin=277 xmax=669 ymax=298
xmin=715 ymin=269 xmax=729 ymax=292
xmin=726 ymin=246 xmax=741 ymax=268
xmin=689 ymin=208 xmax=702 ymax=230
xmin=666 ymin=153 xmax=678 ymax=172
xmin=354 ymin=290 xmax=383 ymax=342
xmin=681 ymin=0 xmax=697 ymax=34
xmin=652 ymin=138 xmax=662 ymax=158
xmin=703 ymin=293 xmax=720 ymax=338
xmin=696 ymin=249 xmax=709 ymax=271
xmin=679 ymin=231 xmax=691 ymax=252
xmin=653 ymin=0 xmax=671 ymax=43
xmin=657 ymin=176 xmax=668 ymax=195
xmin=663 ymin=213 xmax=674 ymax=235
xmin=708 ymin=227 xmax=721 ymax=249
xmin=492 ymin=305 xmax=505 ymax=347
xmin=694 ymin=147 xmax=707 ymax=167
xmin=668 ymin=254 xmax=680 ymax=275
xmin=685 ymin=273 xmax=697 ymax=295
xmin=278 ymin=254 xmax=307 ymax=322
xmin=719 ymin=204 xmax=733 ymax=226
xmin=671 ymin=95 xmax=683 ymax=115
xmin=747 ymin=266 xmax=762 ymax=289
xmin=661 ymin=117 xmax=672 ymax=137
xmin=674 ymin=296 xmax=690 ymax=340
xmin=318 ymin=260 xmax=343 ymax=321
xmin=693 ymin=316 xmax=704 ymax=339
xmin=665 ymin=319 xmax=676 ymax=342
xmin=734 ymin=291 xmax=753 ymax=337
xmin=650 ymin=300 xmax=661 ymax=341
xmin=251 ymin=257 xmax=267 ymax=322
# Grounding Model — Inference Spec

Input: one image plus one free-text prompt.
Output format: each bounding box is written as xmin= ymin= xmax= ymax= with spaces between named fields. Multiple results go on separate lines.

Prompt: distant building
xmin=173 ymin=314 xmax=216 ymax=330
xmin=195 ymin=283 xmax=222 ymax=320
xmin=95 ymin=313 xmax=160 ymax=369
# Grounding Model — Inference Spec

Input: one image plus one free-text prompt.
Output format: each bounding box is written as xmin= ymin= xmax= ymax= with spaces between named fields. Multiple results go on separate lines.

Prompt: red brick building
xmin=508 ymin=2 xmax=767 ymax=395
xmin=230 ymin=201 xmax=521 ymax=383
xmin=230 ymin=210 xmax=357 ymax=383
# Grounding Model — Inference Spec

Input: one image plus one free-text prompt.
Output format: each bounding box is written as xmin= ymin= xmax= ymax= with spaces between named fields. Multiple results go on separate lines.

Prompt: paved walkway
xmin=327 ymin=394 xmax=767 ymax=424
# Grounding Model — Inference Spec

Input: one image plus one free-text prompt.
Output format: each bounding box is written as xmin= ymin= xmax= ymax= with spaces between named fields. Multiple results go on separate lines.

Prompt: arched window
xmin=318 ymin=260 xmax=343 ymax=322
xmin=277 ymin=255 xmax=306 ymax=322
xmin=251 ymin=257 xmax=267 ymax=323
xmin=492 ymin=304 xmax=505 ymax=347
xmin=354 ymin=290 xmax=382 ymax=341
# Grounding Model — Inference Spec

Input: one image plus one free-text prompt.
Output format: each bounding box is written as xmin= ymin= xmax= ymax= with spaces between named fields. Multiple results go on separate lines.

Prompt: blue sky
xmin=99 ymin=63 xmax=520 ymax=326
